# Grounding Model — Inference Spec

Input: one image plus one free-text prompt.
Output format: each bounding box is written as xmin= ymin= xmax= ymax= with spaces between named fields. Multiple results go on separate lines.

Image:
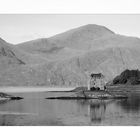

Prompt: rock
xmin=0 ymin=92 xmax=23 ymax=100
xmin=10 ymin=97 xmax=23 ymax=100
xmin=46 ymin=90 xmax=128 ymax=100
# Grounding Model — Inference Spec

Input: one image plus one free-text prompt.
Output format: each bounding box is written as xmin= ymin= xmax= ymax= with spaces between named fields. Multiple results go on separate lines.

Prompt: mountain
xmin=16 ymin=24 xmax=115 ymax=61
xmin=1 ymin=24 xmax=140 ymax=86
xmin=0 ymin=38 xmax=25 ymax=65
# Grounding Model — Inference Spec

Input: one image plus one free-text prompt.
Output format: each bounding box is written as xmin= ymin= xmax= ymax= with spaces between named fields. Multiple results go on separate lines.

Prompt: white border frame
xmin=0 ymin=0 xmax=140 ymax=140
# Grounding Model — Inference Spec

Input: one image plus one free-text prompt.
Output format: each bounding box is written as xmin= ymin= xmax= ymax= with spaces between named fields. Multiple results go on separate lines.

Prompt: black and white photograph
xmin=0 ymin=14 xmax=140 ymax=126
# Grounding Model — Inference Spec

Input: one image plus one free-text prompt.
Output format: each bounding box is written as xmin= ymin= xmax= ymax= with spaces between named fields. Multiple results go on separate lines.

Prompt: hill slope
xmin=113 ymin=69 xmax=140 ymax=85
xmin=1 ymin=24 xmax=140 ymax=86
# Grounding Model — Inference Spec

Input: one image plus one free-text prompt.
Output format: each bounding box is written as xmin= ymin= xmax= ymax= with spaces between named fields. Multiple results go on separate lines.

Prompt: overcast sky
xmin=0 ymin=14 xmax=140 ymax=44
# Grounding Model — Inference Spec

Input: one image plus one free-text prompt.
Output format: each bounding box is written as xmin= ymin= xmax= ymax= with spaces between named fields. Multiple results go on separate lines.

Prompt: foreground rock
xmin=0 ymin=92 xmax=23 ymax=101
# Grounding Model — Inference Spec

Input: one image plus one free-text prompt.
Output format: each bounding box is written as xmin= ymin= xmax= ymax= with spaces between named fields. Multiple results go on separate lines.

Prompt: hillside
xmin=113 ymin=69 xmax=140 ymax=85
xmin=0 ymin=38 xmax=25 ymax=65
xmin=0 ymin=24 xmax=140 ymax=86
xmin=16 ymin=24 xmax=115 ymax=61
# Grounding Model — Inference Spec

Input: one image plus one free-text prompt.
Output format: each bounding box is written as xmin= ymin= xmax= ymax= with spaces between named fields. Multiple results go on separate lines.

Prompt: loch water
xmin=0 ymin=90 xmax=140 ymax=125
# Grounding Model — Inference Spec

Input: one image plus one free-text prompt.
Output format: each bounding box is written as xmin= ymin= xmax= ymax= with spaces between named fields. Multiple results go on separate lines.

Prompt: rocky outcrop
xmin=0 ymin=92 xmax=23 ymax=100
xmin=113 ymin=69 xmax=140 ymax=85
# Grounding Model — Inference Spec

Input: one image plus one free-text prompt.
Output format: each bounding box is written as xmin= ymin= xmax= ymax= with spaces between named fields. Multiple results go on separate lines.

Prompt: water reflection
xmin=117 ymin=95 xmax=140 ymax=113
xmin=77 ymin=99 xmax=114 ymax=124
xmin=1 ymin=91 xmax=140 ymax=125
xmin=90 ymin=100 xmax=106 ymax=123
xmin=0 ymin=100 xmax=9 ymax=105
xmin=0 ymin=115 xmax=16 ymax=126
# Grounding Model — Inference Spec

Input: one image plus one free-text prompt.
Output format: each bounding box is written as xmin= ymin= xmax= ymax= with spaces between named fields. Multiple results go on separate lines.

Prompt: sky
xmin=0 ymin=14 xmax=140 ymax=44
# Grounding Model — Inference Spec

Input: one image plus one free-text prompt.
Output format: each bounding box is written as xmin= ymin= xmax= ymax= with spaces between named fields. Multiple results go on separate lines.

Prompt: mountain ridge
xmin=0 ymin=24 xmax=140 ymax=86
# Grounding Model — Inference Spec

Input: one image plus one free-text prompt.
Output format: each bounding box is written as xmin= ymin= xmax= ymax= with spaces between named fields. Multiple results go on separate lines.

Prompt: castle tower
xmin=88 ymin=73 xmax=105 ymax=91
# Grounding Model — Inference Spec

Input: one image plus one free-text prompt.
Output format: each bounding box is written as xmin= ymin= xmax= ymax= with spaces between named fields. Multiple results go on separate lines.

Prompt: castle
xmin=87 ymin=73 xmax=105 ymax=91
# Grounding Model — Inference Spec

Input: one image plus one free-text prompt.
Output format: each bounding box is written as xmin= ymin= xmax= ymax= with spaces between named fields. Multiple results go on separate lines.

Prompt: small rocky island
xmin=0 ymin=92 xmax=23 ymax=101
xmin=47 ymin=72 xmax=128 ymax=100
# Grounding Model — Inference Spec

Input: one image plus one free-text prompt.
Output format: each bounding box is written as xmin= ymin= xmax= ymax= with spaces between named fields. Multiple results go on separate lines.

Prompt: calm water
xmin=0 ymin=90 xmax=140 ymax=125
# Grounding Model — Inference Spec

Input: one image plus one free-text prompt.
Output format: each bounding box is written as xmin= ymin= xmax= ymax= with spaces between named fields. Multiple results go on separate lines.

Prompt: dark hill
xmin=113 ymin=69 xmax=140 ymax=85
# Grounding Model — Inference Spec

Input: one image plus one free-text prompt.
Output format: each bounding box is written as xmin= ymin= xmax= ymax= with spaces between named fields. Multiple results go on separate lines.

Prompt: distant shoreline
xmin=1 ymin=85 xmax=140 ymax=94
xmin=0 ymin=87 xmax=75 ymax=93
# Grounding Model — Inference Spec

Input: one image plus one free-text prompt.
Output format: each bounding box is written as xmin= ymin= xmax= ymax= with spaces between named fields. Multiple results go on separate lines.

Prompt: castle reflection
xmin=77 ymin=99 xmax=114 ymax=124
